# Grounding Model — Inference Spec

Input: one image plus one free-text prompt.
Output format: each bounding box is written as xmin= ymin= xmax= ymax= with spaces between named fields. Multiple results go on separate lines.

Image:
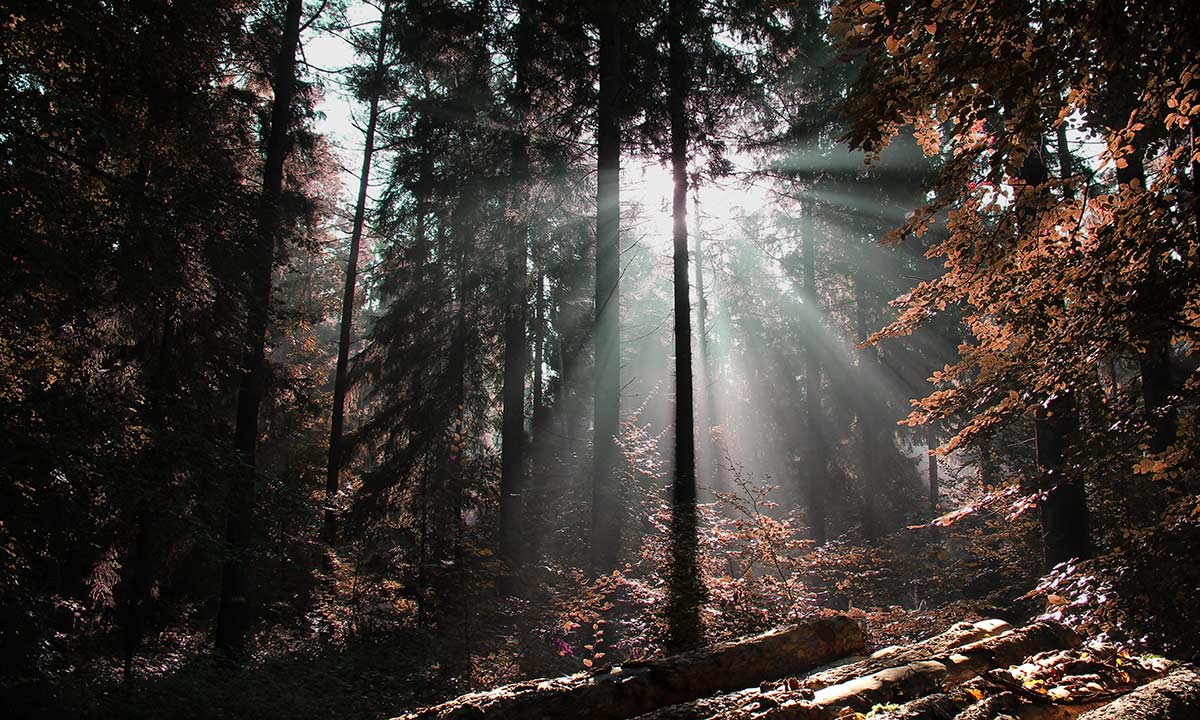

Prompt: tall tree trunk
xmin=499 ymin=0 xmax=534 ymax=569
xmin=801 ymin=202 xmax=827 ymax=545
xmin=592 ymin=2 xmax=622 ymax=572
xmin=122 ymin=511 xmax=149 ymax=682
xmin=215 ymin=0 xmax=303 ymax=664
xmin=324 ymin=2 xmax=391 ymax=545
xmin=525 ymin=259 xmax=549 ymax=566
xmin=665 ymin=0 xmax=702 ymax=651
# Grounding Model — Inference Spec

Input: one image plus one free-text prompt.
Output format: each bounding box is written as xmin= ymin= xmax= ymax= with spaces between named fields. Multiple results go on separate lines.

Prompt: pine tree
xmin=498 ymin=0 xmax=536 ymax=570
xmin=216 ymin=0 xmax=306 ymax=663
xmin=325 ymin=0 xmax=395 ymax=545
xmin=591 ymin=0 xmax=624 ymax=572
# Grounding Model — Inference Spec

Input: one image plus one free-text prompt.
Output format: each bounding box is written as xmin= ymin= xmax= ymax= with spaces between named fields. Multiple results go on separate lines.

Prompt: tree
xmin=664 ymin=0 xmax=703 ymax=651
xmin=216 ymin=0 xmax=306 ymax=663
xmin=0 ymin=0 xmax=338 ymax=682
xmin=832 ymin=0 xmax=1200 ymax=564
xmin=498 ymin=0 xmax=536 ymax=570
xmin=325 ymin=0 xmax=394 ymax=545
xmin=591 ymin=0 xmax=624 ymax=572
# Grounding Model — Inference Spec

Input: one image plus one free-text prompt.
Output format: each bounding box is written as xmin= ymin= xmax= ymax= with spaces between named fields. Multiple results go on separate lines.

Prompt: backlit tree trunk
xmin=666 ymin=0 xmax=703 ymax=652
xmin=324 ymin=1 xmax=391 ymax=545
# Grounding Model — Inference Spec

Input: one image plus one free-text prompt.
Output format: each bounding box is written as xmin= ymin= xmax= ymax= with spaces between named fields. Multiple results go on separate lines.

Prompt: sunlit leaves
xmin=832 ymin=0 xmax=1200 ymax=498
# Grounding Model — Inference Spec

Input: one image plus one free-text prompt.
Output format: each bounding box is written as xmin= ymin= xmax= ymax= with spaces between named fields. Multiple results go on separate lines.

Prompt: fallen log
xmin=954 ymin=693 xmax=1016 ymax=720
xmin=392 ymin=614 xmax=865 ymax=720
xmin=1077 ymin=666 xmax=1200 ymax=720
xmin=943 ymin=621 xmax=1082 ymax=684
xmin=629 ymin=690 xmax=761 ymax=720
xmin=637 ymin=620 xmax=1082 ymax=720
xmin=811 ymin=660 xmax=949 ymax=715
xmin=1013 ymin=700 xmax=1108 ymax=720
xmin=638 ymin=660 xmax=950 ymax=720
xmin=872 ymin=692 xmax=965 ymax=720
xmin=638 ymin=621 xmax=1007 ymax=720
xmin=799 ymin=619 xmax=1011 ymax=691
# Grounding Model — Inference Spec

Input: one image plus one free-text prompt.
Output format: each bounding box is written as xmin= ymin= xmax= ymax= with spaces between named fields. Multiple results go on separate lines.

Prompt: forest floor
xmin=19 ymin=499 xmax=1200 ymax=720
xmin=397 ymin=615 xmax=1189 ymax=720
xmin=22 ymin=550 xmax=1039 ymax=719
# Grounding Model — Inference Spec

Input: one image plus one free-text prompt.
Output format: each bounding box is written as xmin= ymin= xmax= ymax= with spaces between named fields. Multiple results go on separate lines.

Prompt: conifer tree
xmin=216 ymin=0 xmax=306 ymax=663
xmin=325 ymin=0 xmax=395 ymax=545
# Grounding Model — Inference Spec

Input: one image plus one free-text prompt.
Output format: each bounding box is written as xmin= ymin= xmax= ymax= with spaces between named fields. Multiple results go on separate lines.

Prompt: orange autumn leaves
xmin=830 ymin=0 xmax=1200 ymax=475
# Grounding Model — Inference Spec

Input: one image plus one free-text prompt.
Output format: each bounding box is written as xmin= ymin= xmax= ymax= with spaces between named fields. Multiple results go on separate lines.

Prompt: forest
xmin=2 ymin=0 xmax=1200 ymax=718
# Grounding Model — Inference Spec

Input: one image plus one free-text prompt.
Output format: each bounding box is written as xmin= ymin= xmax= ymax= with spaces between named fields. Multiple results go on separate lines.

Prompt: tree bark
xmin=592 ymin=1 xmax=623 ymax=572
xmin=122 ymin=511 xmax=150 ymax=682
xmin=324 ymin=1 xmax=391 ymax=545
xmin=123 ymin=309 xmax=177 ymax=680
xmin=1193 ymin=123 xmax=1200 ymax=244
xmin=800 ymin=619 xmax=1010 ymax=691
xmin=499 ymin=0 xmax=534 ymax=569
xmin=1078 ymin=667 xmax=1200 ymax=720
xmin=979 ymin=437 xmax=996 ymax=489
xmin=1055 ymin=124 xmax=1073 ymax=184
xmin=215 ymin=0 xmax=303 ymax=664
xmin=642 ymin=662 xmax=948 ymax=720
xmin=636 ymin=621 xmax=1079 ymax=720
xmin=1139 ymin=337 xmax=1176 ymax=455
xmin=665 ymin=0 xmax=702 ymax=652
xmin=396 ymin=615 xmax=865 ymax=720
xmin=941 ymin=621 xmax=1081 ymax=684
xmin=873 ymin=693 xmax=963 ymax=720
xmin=437 ymin=210 xmax=473 ymax=677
